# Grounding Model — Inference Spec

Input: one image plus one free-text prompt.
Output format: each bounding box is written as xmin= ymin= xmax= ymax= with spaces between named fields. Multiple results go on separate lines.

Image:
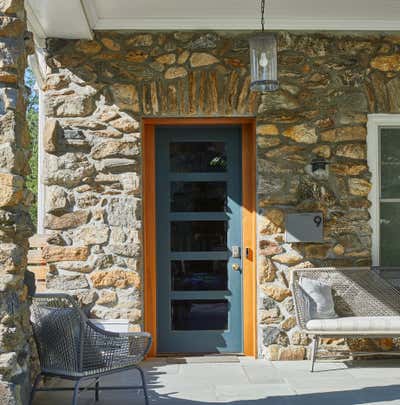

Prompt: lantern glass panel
xmin=249 ymin=33 xmax=278 ymax=92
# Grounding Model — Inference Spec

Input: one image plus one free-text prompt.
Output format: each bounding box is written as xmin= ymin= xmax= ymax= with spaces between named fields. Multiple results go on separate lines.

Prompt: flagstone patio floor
xmin=32 ymin=357 xmax=400 ymax=405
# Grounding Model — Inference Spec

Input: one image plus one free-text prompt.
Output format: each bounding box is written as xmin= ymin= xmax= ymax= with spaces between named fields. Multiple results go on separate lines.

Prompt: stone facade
xmin=40 ymin=31 xmax=400 ymax=359
xmin=0 ymin=0 xmax=35 ymax=403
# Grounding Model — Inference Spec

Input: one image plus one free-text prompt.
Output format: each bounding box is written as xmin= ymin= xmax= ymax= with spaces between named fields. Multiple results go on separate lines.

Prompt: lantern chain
xmin=261 ymin=0 xmax=266 ymax=32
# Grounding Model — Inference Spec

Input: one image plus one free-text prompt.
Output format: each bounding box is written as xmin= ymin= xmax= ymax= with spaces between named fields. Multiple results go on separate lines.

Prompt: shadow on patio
xmin=32 ymin=358 xmax=400 ymax=405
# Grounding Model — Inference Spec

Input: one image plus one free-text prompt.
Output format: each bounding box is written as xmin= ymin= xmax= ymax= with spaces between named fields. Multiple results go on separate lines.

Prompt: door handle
xmin=232 ymin=263 xmax=240 ymax=271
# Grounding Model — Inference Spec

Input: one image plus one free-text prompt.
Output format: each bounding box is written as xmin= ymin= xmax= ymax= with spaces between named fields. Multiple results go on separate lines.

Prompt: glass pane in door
xmin=171 ymin=221 xmax=227 ymax=251
xmin=170 ymin=182 xmax=227 ymax=212
xmin=171 ymin=300 xmax=229 ymax=330
xmin=171 ymin=260 xmax=228 ymax=291
xmin=170 ymin=142 xmax=227 ymax=172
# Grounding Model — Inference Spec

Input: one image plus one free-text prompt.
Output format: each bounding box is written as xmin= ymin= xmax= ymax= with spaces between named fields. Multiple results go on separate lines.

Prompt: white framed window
xmin=368 ymin=114 xmax=400 ymax=267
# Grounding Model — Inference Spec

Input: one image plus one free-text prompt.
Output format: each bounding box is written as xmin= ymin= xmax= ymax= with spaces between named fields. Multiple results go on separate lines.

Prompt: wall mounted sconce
xmin=311 ymin=158 xmax=329 ymax=173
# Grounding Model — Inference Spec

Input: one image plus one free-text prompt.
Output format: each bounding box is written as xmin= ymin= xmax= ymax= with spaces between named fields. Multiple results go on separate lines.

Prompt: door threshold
xmin=156 ymin=353 xmax=244 ymax=364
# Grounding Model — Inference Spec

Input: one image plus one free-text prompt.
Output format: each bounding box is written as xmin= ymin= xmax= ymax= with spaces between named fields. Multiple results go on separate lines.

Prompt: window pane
xmin=171 ymin=260 xmax=228 ymax=291
xmin=171 ymin=221 xmax=227 ymax=251
xmin=170 ymin=182 xmax=227 ymax=212
xmin=171 ymin=300 xmax=228 ymax=330
xmin=170 ymin=142 xmax=227 ymax=172
xmin=381 ymin=128 xmax=400 ymax=198
xmin=380 ymin=202 xmax=400 ymax=266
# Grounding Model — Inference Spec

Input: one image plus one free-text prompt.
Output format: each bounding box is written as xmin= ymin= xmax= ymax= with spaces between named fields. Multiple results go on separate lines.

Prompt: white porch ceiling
xmin=27 ymin=0 xmax=400 ymax=40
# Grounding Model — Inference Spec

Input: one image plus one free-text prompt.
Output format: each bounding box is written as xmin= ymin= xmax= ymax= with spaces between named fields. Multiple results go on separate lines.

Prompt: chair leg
xmin=29 ymin=373 xmax=42 ymax=405
xmin=95 ymin=379 xmax=100 ymax=402
xmin=310 ymin=335 xmax=319 ymax=372
xmin=72 ymin=379 xmax=81 ymax=405
xmin=136 ymin=366 xmax=149 ymax=405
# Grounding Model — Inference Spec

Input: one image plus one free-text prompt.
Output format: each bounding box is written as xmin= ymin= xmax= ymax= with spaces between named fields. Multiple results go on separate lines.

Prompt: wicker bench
xmin=290 ymin=267 xmax=400 ymax=371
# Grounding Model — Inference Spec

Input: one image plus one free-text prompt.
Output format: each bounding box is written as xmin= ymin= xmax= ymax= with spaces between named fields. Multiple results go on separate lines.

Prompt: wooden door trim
xmin=142 ymin=118 xmax=257 ymax=357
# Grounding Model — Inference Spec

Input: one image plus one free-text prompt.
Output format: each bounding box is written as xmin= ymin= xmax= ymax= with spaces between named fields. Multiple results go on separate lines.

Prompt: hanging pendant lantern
xmin=249 ymin=0 xmax=278 ymax=92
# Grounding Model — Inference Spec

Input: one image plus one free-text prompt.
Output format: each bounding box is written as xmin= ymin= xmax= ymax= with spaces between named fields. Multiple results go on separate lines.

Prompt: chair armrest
xmin=82 ymin=321 xmax=152 ymax=371
xmin=87 ymin=319 xmax=151 ymax=339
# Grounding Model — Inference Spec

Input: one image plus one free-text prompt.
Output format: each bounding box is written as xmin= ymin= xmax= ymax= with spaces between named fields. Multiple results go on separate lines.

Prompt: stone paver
xmin=32 ymin=358 xmax=400 ymax=405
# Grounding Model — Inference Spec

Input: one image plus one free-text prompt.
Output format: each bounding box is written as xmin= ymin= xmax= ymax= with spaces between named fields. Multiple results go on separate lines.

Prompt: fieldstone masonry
xmin=40 ymin=31 xmax=400 ymax=360
xmin=0 ymin=0 xmax=35 ymax=403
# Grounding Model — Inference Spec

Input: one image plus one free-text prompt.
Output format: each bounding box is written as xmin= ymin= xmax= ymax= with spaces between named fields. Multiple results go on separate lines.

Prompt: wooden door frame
xmin=143 ymin=118 xmax=257 ymax=357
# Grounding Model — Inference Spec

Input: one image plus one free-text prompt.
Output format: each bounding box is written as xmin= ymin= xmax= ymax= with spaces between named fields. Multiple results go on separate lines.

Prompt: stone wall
xmin=40 ymin=31 xmax=400 ymax=359
xmin=0 ymin=0 xmax=35 ymax=403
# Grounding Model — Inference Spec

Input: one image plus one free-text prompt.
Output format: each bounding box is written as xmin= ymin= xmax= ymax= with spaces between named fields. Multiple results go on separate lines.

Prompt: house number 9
xmin=313 ymin=215 xmax=322 ymax=227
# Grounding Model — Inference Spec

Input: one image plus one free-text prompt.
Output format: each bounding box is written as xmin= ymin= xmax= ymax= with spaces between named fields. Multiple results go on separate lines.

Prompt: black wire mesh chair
xmin=29 ymin=293 xmax=152 ymax=405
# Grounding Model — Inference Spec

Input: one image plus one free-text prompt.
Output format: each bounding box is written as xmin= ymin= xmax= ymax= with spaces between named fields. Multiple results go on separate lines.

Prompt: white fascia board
xmin=26 ymin=0 xmax=93 ymax=40
xmin=93 ymin=17 xmax=400 ymax=31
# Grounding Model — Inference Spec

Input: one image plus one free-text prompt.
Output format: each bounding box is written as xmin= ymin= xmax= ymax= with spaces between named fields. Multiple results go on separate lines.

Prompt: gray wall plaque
xmin=285 ymin=212 xmax=324 ymax=243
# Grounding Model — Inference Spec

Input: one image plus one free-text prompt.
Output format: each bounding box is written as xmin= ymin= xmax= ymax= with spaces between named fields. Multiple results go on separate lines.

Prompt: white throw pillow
xmin=299 ymin=277 xmax=338 ymax=319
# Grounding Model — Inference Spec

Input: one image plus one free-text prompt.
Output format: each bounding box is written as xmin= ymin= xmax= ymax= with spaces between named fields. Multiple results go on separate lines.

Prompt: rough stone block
xmin=43 ymin=119 xmax=61 ymax=153
xmin=190 ymin=52 xmax=219 ymax=68
xmin=283 ymin=124 xmax=317 ymax=144
xmin=371 ymin=54 xmax=400 ymax=71
xmin=46 ymin=186 xmax=71 ymax=213
xmin=74 ymin=225 xmax=109 ymax=245
xmin=44 ymin=153 xmax=96 ymax=188
xmin=0 ymin=172 xmax=23 ymax=207
xmin=109 ymin=116 xmax=139 ymax=133
xmin=55 ymin=261 xmax=92 ymax=273
xmin=0 ymin=16 xmax=24 ymax=37
xmin=258 ymin=257 xmax=277 ymax=283
xmin=110 ymin=84 xmax=139 ymax=112
xmin=106 ymin=198 xmax=138 ymax=227
xmin=90 ymin=269 xmax=140 ymax=289
xmin=164 ymin=66 xmax=187 ymax=79
xmin=349 ymin=178 xmax=372 ymax=196
xmin=91 ymin=140 xmax=139 ymax=160
xmin=97 ymin=290 xmax=118 ymax=305
xmin=321 ymin=126 xmax=366 ymax=142
xmin=0 ymin=243 xmax=24 ymax=273
xmin=46 ymin=94 xmax=96 ymax=117
xmin=0 ymin=0 xmax=23 ymax=14
xmin=387 ymin=77 xmax=400 ymax=112
xmin=259 ymin=240 xmax=283 ymax=256
xmin=277 ymin=346 xmax=306 ymax=361
xmin=47 ymin=274 xmax=89 ymax=290
xmin=0 ymin=87 xmax=17 ymax=114
xmin=257 ymin=124 xmax=279 ymax=136
xmin=260 ymin=308 xmax=283 ymax=324
xmin=42 ymin=246 xmax=89 ymax=262
xmin=45 ymin=210 xmax=90 ymax=230
xmin=262 ymin=285 xmax=292 ymax=302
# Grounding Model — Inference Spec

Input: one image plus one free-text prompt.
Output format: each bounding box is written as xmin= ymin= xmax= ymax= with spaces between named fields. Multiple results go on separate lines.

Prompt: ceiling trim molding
xmin=81 ymin=0 xmax=99 ymax=30
xmin=78 ymin=0 xmax=94 ymax=39
xmin=93 ymin=17 xmax=400 ymax=32
xmin=25 ymin=1 xmax=46 ymax=40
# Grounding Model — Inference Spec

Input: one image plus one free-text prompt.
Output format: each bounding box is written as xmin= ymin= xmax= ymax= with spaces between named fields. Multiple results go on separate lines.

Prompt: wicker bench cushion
xmin=307 ymin=316 xmax=400 ymax=333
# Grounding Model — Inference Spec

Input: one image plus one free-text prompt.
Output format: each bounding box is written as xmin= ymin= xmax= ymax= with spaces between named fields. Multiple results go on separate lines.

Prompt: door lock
xmin=232 ymin=263 xmax=240 ymax=271
xmin=231 ymin=246 xmax=241 ymax=258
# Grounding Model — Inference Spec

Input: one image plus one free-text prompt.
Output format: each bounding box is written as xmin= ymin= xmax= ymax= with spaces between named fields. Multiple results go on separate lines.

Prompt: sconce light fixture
xmin=311 ymin=158 xmax=329 ymax=173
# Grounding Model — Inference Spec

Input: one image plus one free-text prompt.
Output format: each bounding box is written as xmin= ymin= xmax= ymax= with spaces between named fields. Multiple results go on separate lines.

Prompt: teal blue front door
xmin=156 ymin=126 xmax=243 ymax=353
